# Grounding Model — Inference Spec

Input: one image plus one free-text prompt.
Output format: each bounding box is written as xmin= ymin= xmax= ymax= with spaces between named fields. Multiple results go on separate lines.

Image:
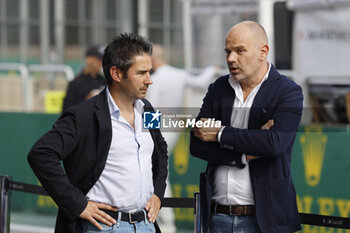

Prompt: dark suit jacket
xmin=28 ymin=88 xmax=168 ymax=233
xmin=190 ymin=65 xmax=303 ymax=233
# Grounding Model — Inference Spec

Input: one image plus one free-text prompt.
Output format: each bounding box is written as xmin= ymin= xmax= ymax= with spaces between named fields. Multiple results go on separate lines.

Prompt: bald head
xmin=227 ymin=21 xmax=268 ymax=47
xmin=224 ymin=21 xmax=269 ymax=84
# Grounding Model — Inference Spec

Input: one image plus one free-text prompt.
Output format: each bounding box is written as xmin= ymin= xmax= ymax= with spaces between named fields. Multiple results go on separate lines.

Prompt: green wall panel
xmin=0 ymin=112 xmax=59 ymax=214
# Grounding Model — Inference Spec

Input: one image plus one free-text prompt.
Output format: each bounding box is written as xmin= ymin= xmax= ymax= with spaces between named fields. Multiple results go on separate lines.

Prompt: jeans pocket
xmin=82 ymin=220 xmax=115 ymax=233
xmin=145 ymin=221 xmax=155 ymax=232
xmin=209 ymin=213 xmax=229 ymax=232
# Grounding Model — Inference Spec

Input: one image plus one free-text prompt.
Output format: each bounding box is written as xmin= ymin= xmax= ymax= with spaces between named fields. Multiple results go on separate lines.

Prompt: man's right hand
xmin=79 ymin=200 xmax=118 ymax=230
xmin=261 ymin=119 xmax=274 ymax=130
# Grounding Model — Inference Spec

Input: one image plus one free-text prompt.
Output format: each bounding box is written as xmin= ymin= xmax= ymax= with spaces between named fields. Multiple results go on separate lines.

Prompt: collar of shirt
xmin=228 ymin=63 xmax=271 ymax=103
xmin=106 ymin=86 xmax=145 ymax=120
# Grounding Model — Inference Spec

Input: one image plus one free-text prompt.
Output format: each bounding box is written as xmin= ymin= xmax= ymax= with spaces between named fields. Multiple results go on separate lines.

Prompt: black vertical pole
xmin=194 ymin=192 xmax=202 ymax=233
xmin=0 ymin=176 xmax=11 ymax=233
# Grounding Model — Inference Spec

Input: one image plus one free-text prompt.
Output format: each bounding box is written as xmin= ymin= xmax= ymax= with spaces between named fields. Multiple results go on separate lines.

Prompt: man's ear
xmin=259 ymin=44 xmax=269 ymax=60
xmin=110 ymin=66 xmax=123 ymax=83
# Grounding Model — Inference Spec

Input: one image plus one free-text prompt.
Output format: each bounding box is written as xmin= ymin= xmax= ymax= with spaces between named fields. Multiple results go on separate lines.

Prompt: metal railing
xmin=0 ymin=63 xmax=75 ymax=112
xmin=0 ymin=63 xmax=31 ymax=111
xmin=28 ymin=64 xmax=74 ymax=82
xmin=1 ymin=175 xmax=350 ymax=233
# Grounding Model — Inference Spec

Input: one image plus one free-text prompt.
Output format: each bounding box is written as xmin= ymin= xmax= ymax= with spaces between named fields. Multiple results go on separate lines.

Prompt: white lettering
xmin=170 ymin=120 xmax=178 ymax=128
xmin=186 ymin=119 xmax=196 ymax=128
xmin=162 ymin=118 xmax=170 ymax=128
xmin=215 ymin=120 xmax=222 ymax=127
xmin=161 ymin=118 xmax=221 ymax=129
xmin=203 ymin=120 xmax=211 ymax=127
xmin=178 ymin=121 xmax=183 ymax=127
xmin=195 ymin=120 xmax=203 ymax=128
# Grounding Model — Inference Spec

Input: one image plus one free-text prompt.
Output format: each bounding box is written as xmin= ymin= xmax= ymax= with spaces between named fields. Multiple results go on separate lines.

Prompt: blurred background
xmin=1 ymin=0 xmax=350 ymax=232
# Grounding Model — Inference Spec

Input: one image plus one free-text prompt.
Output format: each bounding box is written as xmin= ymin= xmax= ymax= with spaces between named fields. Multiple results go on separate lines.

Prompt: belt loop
xmin=243 ymin=206 xmax=247 ymax=215
xmin=214 ymin=203 xmax=218 ymax=216
xmin=116 ymin=211 xmax=122 ymax=228
xmin=142 ymin=209 xmax=148 ymax=225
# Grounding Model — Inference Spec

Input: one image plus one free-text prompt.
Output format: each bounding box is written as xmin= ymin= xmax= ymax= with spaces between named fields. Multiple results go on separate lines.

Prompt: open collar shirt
xmin=213 ymin=63 xmax=271 ymax=206
xmin=86 ymin=87 xmax=154 ymax=213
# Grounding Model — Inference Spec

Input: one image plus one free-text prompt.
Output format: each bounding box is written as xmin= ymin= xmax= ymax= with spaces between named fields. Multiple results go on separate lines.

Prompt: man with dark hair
xmin=63 ymin=45 xmax=106 ymax=111
xmin=102 ymin=33 xmax=153 ymax=86
xmin=28 ymin=33 xmax=168 ymax=233
xmin=190 ymin=21 xmax=303 ymax=233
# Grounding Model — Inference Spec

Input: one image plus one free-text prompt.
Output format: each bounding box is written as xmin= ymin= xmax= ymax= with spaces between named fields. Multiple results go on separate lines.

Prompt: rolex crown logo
xmin=173 ymin=132 xmax=189 ymax=175
xmin=300 ymin=126 xmax=327 ymax=187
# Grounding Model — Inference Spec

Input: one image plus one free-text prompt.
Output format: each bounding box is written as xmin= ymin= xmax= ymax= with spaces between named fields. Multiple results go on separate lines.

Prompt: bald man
xmin=190 ymin=21 xmax=303 ymax=233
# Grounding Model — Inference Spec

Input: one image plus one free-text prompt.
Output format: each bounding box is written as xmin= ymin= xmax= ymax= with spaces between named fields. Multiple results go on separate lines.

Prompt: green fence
xmin=1 ymin=112 xmax=350 ymax=232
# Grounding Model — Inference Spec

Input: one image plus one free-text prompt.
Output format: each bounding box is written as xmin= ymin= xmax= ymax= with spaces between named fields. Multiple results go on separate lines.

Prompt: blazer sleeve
xmin=190 ymin=83 xmax=244 ymax=167
xmin=220 ymin=81 xmax=303 ymax=157
xmin=152 ymin=129 xmax=168 ymax=201
xmin=27 ymin=110 xmax=87 ymax=221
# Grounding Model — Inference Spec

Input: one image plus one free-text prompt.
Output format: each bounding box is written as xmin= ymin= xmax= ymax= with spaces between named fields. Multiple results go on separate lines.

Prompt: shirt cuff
xmin=217 ymin=126 xmax=225 ymax=142
xmin=242 ymin=154 xmax=248 ymax=165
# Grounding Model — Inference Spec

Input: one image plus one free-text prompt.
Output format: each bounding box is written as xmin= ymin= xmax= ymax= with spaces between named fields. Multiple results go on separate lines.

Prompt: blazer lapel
xmin=94 ymin=89 xmax=112 ymax=179
xmin=248 ymin=66 xmax=281 ymax=129
xmin=221 ymin=78 xmax=235 ymax=125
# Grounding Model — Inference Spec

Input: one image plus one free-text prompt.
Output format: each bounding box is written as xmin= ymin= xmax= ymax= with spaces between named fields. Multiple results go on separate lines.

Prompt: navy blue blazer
xmin=190 ymin=65 xmax=303 ymax=233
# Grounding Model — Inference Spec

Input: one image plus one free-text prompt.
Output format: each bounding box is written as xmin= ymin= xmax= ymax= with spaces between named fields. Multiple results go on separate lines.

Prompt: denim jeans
xmin=209 ymin=213 xmax=261 ymax=233
xmin=81 ymin=211 xmax=155 ymax=233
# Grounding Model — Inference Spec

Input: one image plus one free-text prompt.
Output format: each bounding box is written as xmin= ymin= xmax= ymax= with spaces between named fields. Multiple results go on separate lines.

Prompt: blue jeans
xmin=81 ymin=211 xmax=155 ymax=233
xmin=209 ymin=213 xmax=261 ymax=233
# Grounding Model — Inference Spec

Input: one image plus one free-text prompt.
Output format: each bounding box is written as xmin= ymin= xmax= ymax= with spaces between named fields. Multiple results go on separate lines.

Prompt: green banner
xmin=292 ymin=125 xmax=350 ymax=233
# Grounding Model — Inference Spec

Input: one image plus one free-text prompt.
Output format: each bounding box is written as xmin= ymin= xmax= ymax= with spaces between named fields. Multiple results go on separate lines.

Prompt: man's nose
xmin=227 ymin=52 xmax=237 ymax=63
xmin=145 ymin=72 xmax=153 ymax=85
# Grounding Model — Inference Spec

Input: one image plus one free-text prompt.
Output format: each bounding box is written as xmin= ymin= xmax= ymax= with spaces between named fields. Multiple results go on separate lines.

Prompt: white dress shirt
xmin=86 ymin=87 xmax=154 ymax=212
xmin=213 ymin=63 xmax=271 ymax=206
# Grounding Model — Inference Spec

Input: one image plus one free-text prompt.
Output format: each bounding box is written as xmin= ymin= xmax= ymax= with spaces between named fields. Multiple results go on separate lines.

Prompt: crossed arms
xmin=190 ymin=80 xmax=303 ymax=166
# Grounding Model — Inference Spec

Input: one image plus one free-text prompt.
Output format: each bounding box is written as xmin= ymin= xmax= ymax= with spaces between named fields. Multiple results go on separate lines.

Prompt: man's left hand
xmin=145 ymin=194 xmax=161 ymax=223
xmin=193 ymin=118 xmax=222 ymax=142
